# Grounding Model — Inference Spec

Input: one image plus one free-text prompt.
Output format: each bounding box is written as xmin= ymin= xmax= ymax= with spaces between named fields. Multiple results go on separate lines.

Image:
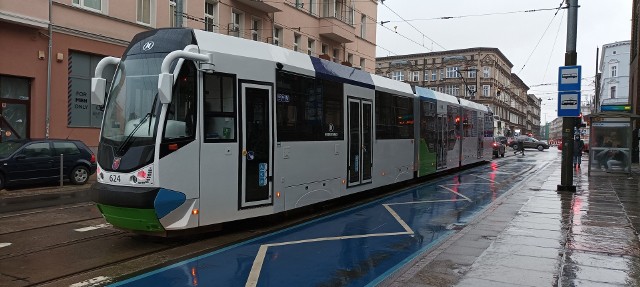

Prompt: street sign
xmin=557 ymin=65 xmax=581 ymax=117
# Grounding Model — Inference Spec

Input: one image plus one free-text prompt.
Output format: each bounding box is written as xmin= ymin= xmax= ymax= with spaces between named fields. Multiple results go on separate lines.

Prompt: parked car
xmin=0 ymin=139 xmax=96 ymax=189
xmin=493 ymin=138 xmax=506 ymax=158
xmin=510 ymin=136 xmax=550 ymax=151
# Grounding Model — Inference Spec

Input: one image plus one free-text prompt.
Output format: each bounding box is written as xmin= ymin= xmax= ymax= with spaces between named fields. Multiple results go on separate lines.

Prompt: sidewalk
xmin=0 ymin=175 xmax=95 ymax=213
xmin=386 ymin=158 xmax=640 ymax=286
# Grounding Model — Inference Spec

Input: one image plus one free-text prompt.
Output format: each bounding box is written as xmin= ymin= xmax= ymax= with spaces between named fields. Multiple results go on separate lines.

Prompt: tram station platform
xmin=385 ymin=158 xmax=640 ymax=287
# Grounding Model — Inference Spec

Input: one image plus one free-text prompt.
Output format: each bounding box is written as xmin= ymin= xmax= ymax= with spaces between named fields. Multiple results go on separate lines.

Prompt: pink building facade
xmin=0 ymin=0 xmax=377 ymax=149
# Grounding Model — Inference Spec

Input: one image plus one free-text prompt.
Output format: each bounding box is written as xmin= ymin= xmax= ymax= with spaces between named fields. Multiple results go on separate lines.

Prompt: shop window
xmin=68 ymin=52 xmax=113 ymax=128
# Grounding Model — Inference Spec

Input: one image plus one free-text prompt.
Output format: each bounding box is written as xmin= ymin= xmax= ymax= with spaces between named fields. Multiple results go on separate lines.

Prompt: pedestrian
xmin=573 ymin=135 xmax=584 ymax=168
xmin=514 ymin=137 xmax=525 ymax=156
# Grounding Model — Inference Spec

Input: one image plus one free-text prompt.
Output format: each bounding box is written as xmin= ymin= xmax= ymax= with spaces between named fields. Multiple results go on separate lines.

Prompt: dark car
xmin=494 ymin=136 xmax=508 ymax=146
xmin=511 ymin=136 xmax=550 ymax=151
xmin=0 ymin=139 xmax=96 ymax=189
xmin=492 ymin=138 xmax=506 ymax=158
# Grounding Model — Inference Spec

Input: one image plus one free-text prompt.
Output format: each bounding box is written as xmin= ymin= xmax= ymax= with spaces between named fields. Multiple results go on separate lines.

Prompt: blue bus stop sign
xmin=557 ymin=66 xmax=581 ymax=117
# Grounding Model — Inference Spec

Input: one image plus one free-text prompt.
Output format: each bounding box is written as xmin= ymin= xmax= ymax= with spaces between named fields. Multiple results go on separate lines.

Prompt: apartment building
xmin=0 ymin=0 xmax=377 ymax=148
xmin=376 ymin=48 xmax=537 ymax=137
xmin=526 ymin=93 xmax=542 ymax=138
xmin=599 ymin=40 xmax=631 ymax=107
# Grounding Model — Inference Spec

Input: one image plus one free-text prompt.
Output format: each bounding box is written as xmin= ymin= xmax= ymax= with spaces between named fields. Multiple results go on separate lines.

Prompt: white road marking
xmin=69 ymin=276 xmax=112 ymax=287
xmin=74 ymin=224 xmax=111 ymax=232
xmin=438 ymin=185 xmax=473 ymax=202
xmin=246 ymin=178 xmax=504 ymax=286
xmin=0 ymin=243 xmax=11 ymax=248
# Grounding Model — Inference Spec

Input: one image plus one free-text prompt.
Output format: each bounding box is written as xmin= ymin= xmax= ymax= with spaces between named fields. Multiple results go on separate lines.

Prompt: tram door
xmin=436 ymin=114 xmax=447 ymax=169
xmin=240 ymin=83 xmax=273 ymax=207
xmin=347 ymin=98 xmax=372 ymax=187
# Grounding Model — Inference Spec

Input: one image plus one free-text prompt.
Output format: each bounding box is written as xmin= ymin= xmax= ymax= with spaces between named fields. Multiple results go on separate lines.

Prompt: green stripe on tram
xmin=97 ymin=204 xmax=165 ymax=232
xmin=419 ymin=138 xmax=437 ymax=176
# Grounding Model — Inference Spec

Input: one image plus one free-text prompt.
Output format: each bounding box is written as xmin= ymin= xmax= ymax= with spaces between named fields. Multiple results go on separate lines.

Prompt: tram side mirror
xmin=158 ymin=73 xmax=173 ymax=104
xmin=91 ymin=78 xmax=106 ymax=106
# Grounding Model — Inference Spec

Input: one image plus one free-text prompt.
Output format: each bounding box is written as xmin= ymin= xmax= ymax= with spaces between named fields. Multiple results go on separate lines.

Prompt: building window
xmin=137 ymin=0 xmax=152 ymax=25
xmin=424 ymin=70 xmax=430 ymax=82
xmin=169 ymin=0 xmax=177 ymax=27
xmin=446 ymin=66 xmax=459 ymax=78
xmin=431 ymin=71 xmax=437 ymax=81
xmin=73 ymin=0 xmax=102 ymax=12
xmin=483 ymin=66 xmax=491 ymax=78
xmin=467 ymin=85 xmax=476 ymax=97
xmin=307 ymin=39 xmax=315 ymax=56
xmin=391 ymin=71 xmax=404 ymax=81
xmin=360 ymin=58 xmax=365 ymax=70
xmin=482 ymin=85 xmax=490 ymax=97
xmin=295 ymin=0 xmax=303 ymax=8
xmin=321 ymin=44 xmax=328 ymax=55
xmin=204 ymin=0 xmax=216 ymax=32
xmin=611 ymin=65 xmax=617 ymax=77
xmin=273 ymin=27 xmax=282 ymax=46
xmin=347 ymin=53 xmax=353 ymax=64
xmin=230 ymin=11 xmax=242 ymax=37
xmin=411 ymin=71 xmax=420 ymax=82
xmin=333 ymin=48 xmax=340 ymax=63
xmin=293 ymin=34 xmax=301 ymax=52
xmin=468 ymin=69 xmax=476 ymax=78
xmin=360 ymin=14 xmax=367 ymax=38
xmin=611 ymin=86 xmax=617 ymax=99
xmin=250 ymin=19 xmax=261 ymax=41
xmin=445 ymin=85 xmax=460 ymax=97
xmin=309 ymin=0 xmax=317 ymax=15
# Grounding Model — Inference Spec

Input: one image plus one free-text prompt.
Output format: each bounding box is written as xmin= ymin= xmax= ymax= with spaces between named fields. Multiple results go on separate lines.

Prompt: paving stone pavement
xmin=385 ymin=154 xmax=640 ymax=287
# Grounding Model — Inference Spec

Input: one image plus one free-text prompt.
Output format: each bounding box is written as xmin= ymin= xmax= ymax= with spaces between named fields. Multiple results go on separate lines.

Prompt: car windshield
xmin=101 ymin=55 xmax=164 ymax=147
xmin=0 ymin=141 xmax=25 ymax=158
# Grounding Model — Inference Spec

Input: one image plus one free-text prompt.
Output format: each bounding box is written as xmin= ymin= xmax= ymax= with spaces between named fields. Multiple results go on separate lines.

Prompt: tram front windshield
xmin=99 ymin=54 xmax=164 ymax=172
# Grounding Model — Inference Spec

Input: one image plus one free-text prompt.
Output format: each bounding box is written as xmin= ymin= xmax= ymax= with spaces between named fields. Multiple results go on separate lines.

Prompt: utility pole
xmin=558 ymin=0 xmax=578 ymax=192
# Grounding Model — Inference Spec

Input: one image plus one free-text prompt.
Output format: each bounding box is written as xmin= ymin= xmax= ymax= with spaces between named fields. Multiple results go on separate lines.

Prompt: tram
xmin=90 ymin=28 xmax=493 ymax=236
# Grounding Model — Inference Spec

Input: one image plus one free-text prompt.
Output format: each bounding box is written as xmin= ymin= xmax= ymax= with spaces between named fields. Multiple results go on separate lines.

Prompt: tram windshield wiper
xmin=115 ymin=112 xmax=152 ymax=157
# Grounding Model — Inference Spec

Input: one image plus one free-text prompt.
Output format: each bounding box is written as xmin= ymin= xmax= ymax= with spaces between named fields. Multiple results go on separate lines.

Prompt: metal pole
xmin=60 ymin=154 xmax=63 ymax=187
xmin=45 ymin=0 xmax=52 ymax=138
xmin=558 ymin=0 xmax=578 ymax=192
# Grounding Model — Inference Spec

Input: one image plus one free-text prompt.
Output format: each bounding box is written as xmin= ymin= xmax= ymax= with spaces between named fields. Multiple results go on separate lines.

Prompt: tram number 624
xmin=109 ymin=175 xmax=121 ymax=182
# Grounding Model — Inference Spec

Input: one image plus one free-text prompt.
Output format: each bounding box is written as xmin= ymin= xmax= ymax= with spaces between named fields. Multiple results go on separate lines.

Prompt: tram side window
xmin=375 ymin=92 xmax=414 ymax=139
xmin=203 ymin=73 xmax=236 ymax=142
xmin=421 ymin=100 xmax=437 ymax=152
xmin=276 ymin=71 xmax=343 ymax=141
xmin=165 ymin=61 xmax=197 ymax=140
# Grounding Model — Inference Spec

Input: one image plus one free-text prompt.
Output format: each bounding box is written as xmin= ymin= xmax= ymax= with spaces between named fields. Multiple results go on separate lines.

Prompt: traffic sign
xmin=557 ymin=66 xmax=581 ymax=117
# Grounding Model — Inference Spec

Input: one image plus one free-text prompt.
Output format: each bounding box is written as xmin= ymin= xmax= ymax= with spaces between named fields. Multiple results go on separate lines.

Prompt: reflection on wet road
xmin=109 ymin=159 xmax=546 ymax=287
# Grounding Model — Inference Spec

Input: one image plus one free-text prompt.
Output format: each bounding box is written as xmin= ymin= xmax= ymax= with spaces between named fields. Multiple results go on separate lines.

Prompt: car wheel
xmin=0 ymin=173 xmax=5 ymax=190
xmin=70 ymin=165 xmax=89 ymax=185
xmin=512 ymin=144 xmax=519 ymax=150
xmin=537 ymin=145 xmax=544 ymax=151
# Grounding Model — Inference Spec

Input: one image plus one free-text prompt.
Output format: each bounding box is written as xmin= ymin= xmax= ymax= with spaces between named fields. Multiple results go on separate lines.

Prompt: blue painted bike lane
xmin=110 ymin=160 xmax=537 ymax=287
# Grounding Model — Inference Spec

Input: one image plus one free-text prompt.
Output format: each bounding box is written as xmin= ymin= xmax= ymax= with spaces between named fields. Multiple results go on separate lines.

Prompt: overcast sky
xmin=375 ymin=0 xmax=633 ymax=122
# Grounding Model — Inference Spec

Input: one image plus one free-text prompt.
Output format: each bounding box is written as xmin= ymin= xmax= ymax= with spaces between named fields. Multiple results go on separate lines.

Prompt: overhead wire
xmin=541 ymin=8 xmax=566 ymax=84
xmin=516 ymin=1 xmax=565 ymax=75
xmin=380 ymin=1 xmax=445 ymax=51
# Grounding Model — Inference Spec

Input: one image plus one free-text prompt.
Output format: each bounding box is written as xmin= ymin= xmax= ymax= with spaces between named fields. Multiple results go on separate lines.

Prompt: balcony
xmin=235 ymin=0 xmax=281 ymax=13
xmin=319 ymin=17 xmax=355 ymax=43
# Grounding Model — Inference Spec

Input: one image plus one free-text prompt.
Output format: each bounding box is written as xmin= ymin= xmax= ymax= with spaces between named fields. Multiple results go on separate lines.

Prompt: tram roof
xmin=414 ymin=87 xmax=459 ymax=105
xmin=459 ymin=98 xmax=488 ymax=112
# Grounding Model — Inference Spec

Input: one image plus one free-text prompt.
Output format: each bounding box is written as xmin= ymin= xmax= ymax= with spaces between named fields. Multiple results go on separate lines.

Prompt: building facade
xmin=0 ymin=0 xmax=378 ymax=148
xmin=375 ymin=48 xmax=538 ymax=138
xmin=599 ymin=41 xmax=631 ymax=107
